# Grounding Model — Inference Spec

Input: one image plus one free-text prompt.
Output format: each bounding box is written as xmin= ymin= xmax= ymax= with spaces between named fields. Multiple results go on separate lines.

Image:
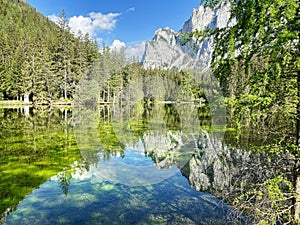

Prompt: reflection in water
xmin=73 ymin=101 xmax=294 ymax=223
xmin=1 ymin=103 xmax=293 ymax=224
xmin=4 ymin=147 xmax=251 ymax=225
xmin=0 ymin=107 xmax=82 ymax=224
xmin=5 ymin=169 xmax=238 ymax=225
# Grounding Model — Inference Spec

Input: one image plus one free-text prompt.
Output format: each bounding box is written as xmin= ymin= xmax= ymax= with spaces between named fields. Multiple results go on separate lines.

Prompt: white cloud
xmin=90 ymin=12 xmax=120 ymax=30
xmin=125 ymin=42 xmax=146 ymax=61
xmin=47 ymin=14 xmax=60 ymax=24
xmin=48 ymin=12 xmax=121 ymax=38
xmin=111 ymin=40 xmax=126 ymax=51
xmin=68 ymin=15 xmax=93 ymax=36
xmin=69 ymin=12 xmax=121 ymax=37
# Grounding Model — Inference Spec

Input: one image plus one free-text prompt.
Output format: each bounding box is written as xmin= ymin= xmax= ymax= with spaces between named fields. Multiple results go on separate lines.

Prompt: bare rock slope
xmin=141 ymin=3 xmax=231 ymax=71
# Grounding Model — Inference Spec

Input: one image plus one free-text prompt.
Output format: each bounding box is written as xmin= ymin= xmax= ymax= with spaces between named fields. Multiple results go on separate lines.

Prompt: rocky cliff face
xmin=141 ymin=3 xmax=232 ymax=71
xmin=142 ymin=128 xmax=294 ymax=206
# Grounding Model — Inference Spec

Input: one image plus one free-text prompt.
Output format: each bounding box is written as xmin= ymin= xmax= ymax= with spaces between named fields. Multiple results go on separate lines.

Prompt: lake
xmin=0 ymin=104 xmax=293 ymax=224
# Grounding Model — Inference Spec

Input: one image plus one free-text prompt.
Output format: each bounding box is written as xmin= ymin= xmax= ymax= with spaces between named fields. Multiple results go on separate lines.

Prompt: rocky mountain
xmin=141 ymin=3 xmax=232 ymax=71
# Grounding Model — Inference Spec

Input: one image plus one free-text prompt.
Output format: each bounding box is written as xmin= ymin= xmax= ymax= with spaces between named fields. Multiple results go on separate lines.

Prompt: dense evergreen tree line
xmin=76 ymin=47 xmax=207 ymax=106
xmin=0 ymin=0 xmax=204 ymax=106
xmin=0 ymin=0 xmax=99 ymax=103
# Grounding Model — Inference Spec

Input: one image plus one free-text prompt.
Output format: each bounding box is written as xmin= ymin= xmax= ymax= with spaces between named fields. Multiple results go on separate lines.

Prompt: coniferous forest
xmin=0 ymin=0 xmax=100 ymax=103
xmin=1 ymin=0 xmax=300 ymax=224
xmin=0 ymin=0 xmax=204 ymax=105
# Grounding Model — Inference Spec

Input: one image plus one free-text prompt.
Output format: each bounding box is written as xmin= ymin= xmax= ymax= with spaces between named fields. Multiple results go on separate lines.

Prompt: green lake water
xmin=0 ymin=104 xmax=271 ymax=225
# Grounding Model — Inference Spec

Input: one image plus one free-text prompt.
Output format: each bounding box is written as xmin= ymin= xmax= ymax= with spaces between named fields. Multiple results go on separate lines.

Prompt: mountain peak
xmin=141 ymin=3 xmax=232 ymax=71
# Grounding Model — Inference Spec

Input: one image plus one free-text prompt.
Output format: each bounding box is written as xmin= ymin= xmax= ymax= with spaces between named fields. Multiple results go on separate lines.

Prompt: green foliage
xmin=97 ymin=119 xmax=126 ymax=157
xmin=233 ymin=175 xmax=295 ymax=224
xmin=183 ymin=0 xmax=299 ymax=151
xmin=180 ymin=28 xmax=214 ymax=49
xmin=79 ymin=47 xmax=209 ymax=106
xmin=182 ymin=0 xmax=299 ymax=222
xmin=0 ymin=108 xmax=83 ymax=218
xmin=0 ymin=0 xmax=100 ymax=102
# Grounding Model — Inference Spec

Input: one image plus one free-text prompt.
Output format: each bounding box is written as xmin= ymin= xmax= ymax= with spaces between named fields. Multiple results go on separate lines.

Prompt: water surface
xmin=0 ymin=105 xmax=271 ymax=225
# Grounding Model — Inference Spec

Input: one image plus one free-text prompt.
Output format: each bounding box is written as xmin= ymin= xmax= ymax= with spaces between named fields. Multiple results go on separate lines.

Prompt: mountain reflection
xmin=1 ymin=103 xmax=294 ymax=224
xmin=74 ymin=102 xmax=294 ymax=223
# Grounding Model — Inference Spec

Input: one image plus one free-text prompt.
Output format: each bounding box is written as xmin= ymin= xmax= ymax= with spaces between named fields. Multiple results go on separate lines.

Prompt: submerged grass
xmin=0 ymin=108 xmax=83 ymax=220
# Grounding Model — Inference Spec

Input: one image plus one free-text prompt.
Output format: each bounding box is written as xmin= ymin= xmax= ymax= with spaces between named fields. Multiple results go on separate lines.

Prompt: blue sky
xmin=26 ymin=0 xmax=200 ymax=59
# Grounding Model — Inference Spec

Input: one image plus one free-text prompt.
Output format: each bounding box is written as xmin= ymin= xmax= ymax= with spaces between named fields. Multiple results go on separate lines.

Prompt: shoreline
xmin=0 ymin=100 xmax=73 ymax=107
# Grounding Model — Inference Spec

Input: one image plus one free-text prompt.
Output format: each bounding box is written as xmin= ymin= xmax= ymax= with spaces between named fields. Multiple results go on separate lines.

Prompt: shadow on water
xmin=0 ymin=104 xmax=295 ymax=224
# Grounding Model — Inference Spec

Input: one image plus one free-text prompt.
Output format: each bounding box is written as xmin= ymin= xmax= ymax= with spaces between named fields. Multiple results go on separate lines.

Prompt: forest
xmin=187 ymin=0 xmax=299 ymax=224
xmin=0 ymin=0 xmax=99 ymax=103
xmin=0 ymin=0 xmax=204 ymax=105
xmin=0 ymin=0 xmax=299 ymax=224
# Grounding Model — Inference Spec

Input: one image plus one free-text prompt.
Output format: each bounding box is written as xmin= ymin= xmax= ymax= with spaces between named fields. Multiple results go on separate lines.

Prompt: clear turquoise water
xmin=1 ymin=106 xmax=254 ymax=225
xmin=4 ymin=148 xmax=247 ymax=225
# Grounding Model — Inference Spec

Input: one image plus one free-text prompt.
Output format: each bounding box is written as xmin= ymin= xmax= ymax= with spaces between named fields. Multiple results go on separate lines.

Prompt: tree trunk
xmin=294 ymin=68 xmax=300 ymax=221
xmin=24 ymin=94 xmax=29 ymax=104
xmin=107 ymin=87 xmax=110 ymax=103
xmin=64 ymin=66 xmax=67 ymax=99
xmin=297 ymin=68 xmax=300 ymax=155
xmin=113 ymin=93 xmax=116 ymax=104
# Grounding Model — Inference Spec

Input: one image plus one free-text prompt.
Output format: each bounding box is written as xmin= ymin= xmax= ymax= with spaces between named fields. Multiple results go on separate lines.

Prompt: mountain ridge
xmin=141 ymin=3 xmax=232 ymax=71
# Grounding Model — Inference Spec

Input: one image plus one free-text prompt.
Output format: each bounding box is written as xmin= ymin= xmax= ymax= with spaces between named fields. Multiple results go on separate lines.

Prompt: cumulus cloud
xmin=48 ymin=12 xmax=121 ymax=38
xmin=125 ymin=42 xmax=146 ymax=61
xmin=69 ymin=12 xmax=121 ymax=37
xmin=111 ymin=40 xmax=126 ymax=51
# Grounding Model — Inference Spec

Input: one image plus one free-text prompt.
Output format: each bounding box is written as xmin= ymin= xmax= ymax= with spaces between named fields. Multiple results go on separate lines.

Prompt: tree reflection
xmin=57 ymin=170 xmax=72 ymax=196
xmin=1 ymin=103 xmax=295 ymax=223
xmin=0 ymin=107 xmax=83 ymax=223
xmin=75 ymin=103 xmax=296 ymax=224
